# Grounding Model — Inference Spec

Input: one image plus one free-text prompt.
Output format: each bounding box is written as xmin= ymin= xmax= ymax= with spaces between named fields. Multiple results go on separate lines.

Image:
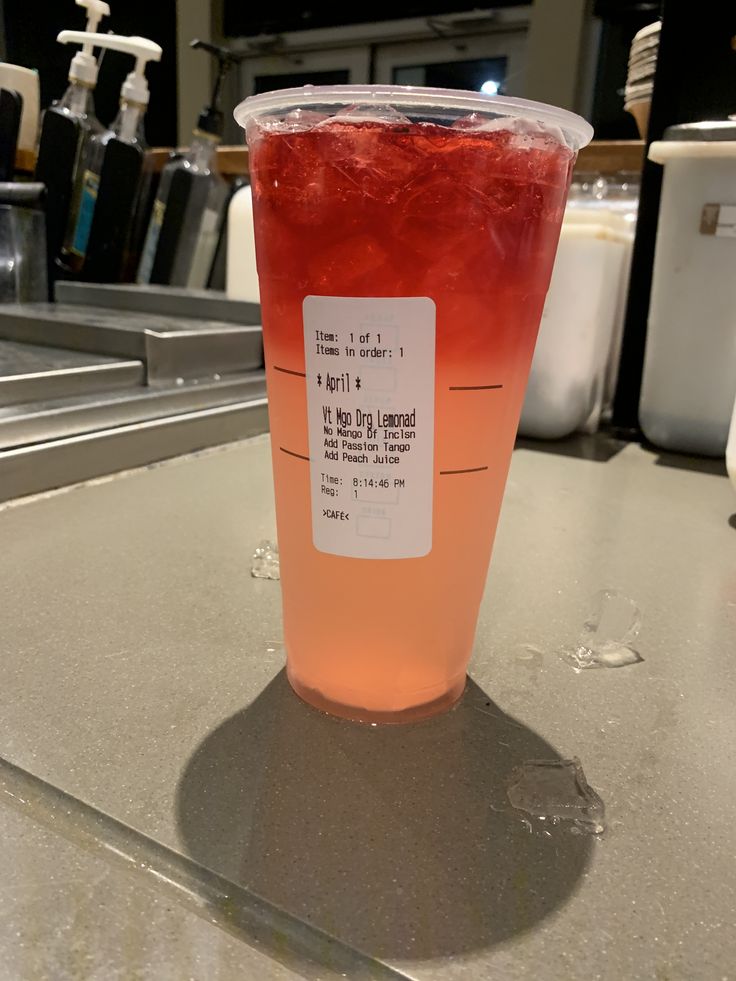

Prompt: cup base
xmin=287 ymin=670 xmax=467 ymax=725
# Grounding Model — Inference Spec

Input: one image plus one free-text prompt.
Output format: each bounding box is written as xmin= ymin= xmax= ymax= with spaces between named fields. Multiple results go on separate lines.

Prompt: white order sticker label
xmin=303 ymin=295 xmax=436 ymax=559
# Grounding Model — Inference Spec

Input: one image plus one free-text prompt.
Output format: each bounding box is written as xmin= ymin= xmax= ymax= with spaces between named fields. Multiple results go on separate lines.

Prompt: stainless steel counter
xmin=1 ymin=435 xmax=734 ymax=980
xmin=0 ymin=287 xmax=266 ymax=502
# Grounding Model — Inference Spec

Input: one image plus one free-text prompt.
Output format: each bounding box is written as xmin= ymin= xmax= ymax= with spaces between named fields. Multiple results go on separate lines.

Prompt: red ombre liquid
xmin=248 ymin=115 xmax=573 ymax=721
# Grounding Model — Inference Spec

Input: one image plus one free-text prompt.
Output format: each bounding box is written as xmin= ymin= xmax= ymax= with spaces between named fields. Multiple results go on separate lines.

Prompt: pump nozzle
xmin=58 ymin=32 xmax=162 ymax=106
xmin=78 ymin=0 xmax=110 ymax=37
xmin=190 ymin=39 xmax=239 ymax=137
xmin=60 ymin=0 xmax=110 ymax=88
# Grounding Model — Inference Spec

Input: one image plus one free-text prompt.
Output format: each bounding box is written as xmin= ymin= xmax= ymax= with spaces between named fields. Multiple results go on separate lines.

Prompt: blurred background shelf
xmin=147 ymin=145 xmax=251 ymax=176
xmin=575 ymin=139 xmax=644 ymax=174
xmin=145 ymin=140 xmax=645 ymax=179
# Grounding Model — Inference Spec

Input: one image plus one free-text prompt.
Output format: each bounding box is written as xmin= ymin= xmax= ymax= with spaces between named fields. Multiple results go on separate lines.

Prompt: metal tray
xmin=0 ymin=372 xmax=266 ymax=450
xmin=55 ymin=282 xmax=261 ymax=326
xmin=0 ymin=396 xmax=269 ymax=504
xmin=0 ymin=339 xmax=144 ymax=406
xmin=0 ymin=304 xmax=263 ymax=384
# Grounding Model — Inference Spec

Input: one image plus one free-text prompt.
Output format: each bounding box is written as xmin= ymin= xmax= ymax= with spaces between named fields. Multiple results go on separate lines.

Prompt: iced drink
xmin=236 ymin=87 xmax=591 ymax=722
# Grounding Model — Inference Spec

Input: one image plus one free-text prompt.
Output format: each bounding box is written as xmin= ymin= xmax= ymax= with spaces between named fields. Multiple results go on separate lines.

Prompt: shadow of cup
xmin=176 ymin=671 xmax=592 ymax=962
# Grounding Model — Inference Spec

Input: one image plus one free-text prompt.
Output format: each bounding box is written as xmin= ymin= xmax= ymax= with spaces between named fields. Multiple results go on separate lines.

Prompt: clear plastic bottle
xmin=64 ymin=96 xmax=149 ymax=271
xmin=55 ymin=79 xmax=104 ymax=135
xmin=184 ymin=142 xmax=229 ymax=289
xmin=138 ymin=131 xmax=228 ymax=288
xmin=34 ymin=0 xmax=109 ymax=275
xmin=55 ymin=78 xmax=105 ymax=264
xmin=137 ymin=40 xmax=235 ymax=288
xmin=57 ymin=32 xmax=162 ymax=280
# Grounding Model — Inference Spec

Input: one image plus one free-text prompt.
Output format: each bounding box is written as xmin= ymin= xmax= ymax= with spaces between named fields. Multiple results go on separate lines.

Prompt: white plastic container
xmin=519 ymin=208 xmax=632 ymax=439
xmin=225 ymin=183 xmax=259 ymax=303
xmin=639 ymin=121 xmax=736 ymax=456
xmin=0 ymin=64 xmax=40 ymax=152
xmin=603 ymin=225 xmax=636 ymax=412
xmin=600 ymin=183 xmax=639 ymax=412
xmin=727 ymin=394 xmax=736 ymax=491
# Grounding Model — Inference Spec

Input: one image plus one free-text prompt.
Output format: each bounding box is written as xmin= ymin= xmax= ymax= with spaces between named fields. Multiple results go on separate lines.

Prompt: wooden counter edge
xmin=145 ymin=140 xmax=644 ymax=179
xmin=20 ymin=140 xmax=643 ymax=180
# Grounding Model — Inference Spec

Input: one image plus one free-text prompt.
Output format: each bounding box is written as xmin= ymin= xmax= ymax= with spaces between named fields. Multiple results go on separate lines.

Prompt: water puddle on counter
xmin=560 ymin=589 xmax=643 ymax=671
xmin=251 ymin=540 xmax=281 ymax=580
xmin=506 ymin=758 xmax=606 ymax=836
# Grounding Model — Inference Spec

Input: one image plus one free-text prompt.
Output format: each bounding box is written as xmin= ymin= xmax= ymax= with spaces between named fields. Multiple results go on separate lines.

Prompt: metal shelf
xmin=0 ymin=340 xmax=144 ymax=406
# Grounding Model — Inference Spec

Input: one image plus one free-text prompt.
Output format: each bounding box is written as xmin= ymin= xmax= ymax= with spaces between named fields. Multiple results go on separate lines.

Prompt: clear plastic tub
xmin=727 ymin=395 xmax=736 ymax=492
xmin=519 ymin=205 xmax=634 ymax=439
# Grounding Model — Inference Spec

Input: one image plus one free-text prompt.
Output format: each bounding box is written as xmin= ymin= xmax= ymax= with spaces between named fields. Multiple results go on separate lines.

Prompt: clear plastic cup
xmin=235 ymin=85 xmax=592 ymax=723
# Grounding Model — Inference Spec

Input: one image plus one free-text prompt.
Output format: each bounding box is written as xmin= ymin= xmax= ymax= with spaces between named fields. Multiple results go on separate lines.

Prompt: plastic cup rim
xmin=233 ymin=83 xmax=594 ymax=151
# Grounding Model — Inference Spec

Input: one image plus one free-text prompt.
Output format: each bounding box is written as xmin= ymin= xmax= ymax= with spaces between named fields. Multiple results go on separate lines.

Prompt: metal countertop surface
xmin=1 ymin=435 xmax=734 ymax=980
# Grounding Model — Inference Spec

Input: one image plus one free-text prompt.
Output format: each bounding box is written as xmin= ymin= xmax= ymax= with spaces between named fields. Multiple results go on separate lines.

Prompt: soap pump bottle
xmin=137 ymin=39 xmax=235 ymax=289
xmin=34 ymin=0 xmax=110 ymax=282
xmin=59 ymin=32 xmax=162 ymax=282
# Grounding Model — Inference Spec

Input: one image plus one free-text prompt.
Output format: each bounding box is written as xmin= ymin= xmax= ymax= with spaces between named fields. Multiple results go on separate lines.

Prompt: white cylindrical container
xmin=727 ymin=394 xmax=736 ymax=492
xmin=520 ymin=209 xmax=630 ymax=439
xmin=603 ymin=225 xmax=636 ymax=412
xmin=0 ymin=64 xmax=40 ymax=152
xmin=225 ymin=183 xmax=259 ymax=303
xmin=639 ymin=122 xmax=736 ymax=456
xmin=601 ymin=182 xmax=639 ymax=413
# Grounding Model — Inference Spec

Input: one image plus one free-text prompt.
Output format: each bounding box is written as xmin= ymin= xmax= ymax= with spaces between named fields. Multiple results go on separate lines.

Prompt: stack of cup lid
xmin=624 ymin=20 xmax=660 ymax=138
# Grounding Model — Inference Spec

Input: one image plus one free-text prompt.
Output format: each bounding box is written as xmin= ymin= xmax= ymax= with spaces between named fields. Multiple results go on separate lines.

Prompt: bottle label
xmin=700 ymin=203 xmax=736 ymax=238
xmin=69 ymin=169 xmax=99 ymax=259
xmin=187 ymin=207 xmax=221 ymax=288
xmin=137 ymin=198 xmax=166 ymax=283
xmin=199 ymin=206 xmax=220 ymax=237
xmin=303 ymin=295 xmax=436 ymax=559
